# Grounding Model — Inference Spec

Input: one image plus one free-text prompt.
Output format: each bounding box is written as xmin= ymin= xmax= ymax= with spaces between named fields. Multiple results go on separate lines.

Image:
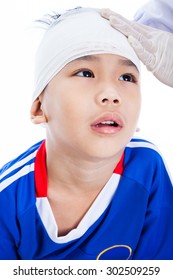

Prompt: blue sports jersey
xmin=0 ymin=138 xmax=173 ymax=260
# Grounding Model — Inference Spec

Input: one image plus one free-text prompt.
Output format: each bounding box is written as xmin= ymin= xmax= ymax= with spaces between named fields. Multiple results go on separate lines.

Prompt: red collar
xmin=35 ymin=141 xmax=47 ymax=197
xmin=35 ymin=140 xmax=124 ymax=198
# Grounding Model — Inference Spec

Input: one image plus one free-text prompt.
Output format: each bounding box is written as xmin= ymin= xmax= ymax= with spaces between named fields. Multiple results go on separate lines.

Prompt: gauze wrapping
xmin=33 ymin=8 xmax=140 ymax=101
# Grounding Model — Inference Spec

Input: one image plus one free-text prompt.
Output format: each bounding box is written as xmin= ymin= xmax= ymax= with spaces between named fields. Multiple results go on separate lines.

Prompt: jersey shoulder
xmin=124 ymin=138 xmax=172 ymax=189
xmin=0 ymin=140 xmax=43 ymax=192
xmin=126 ymin=138 xmax=162 ymax=157
xmin=126 ymin=138 xmax=163 ymax=159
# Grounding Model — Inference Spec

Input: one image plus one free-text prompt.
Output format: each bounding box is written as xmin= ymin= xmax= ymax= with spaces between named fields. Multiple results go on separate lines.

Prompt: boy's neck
xmin=46 ymin=142 xmax=123 ymax=193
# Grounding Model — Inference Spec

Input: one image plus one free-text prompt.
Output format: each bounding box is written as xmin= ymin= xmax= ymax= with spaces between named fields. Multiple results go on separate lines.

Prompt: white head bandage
xmin=33 ymin=7 xmax=140 ymax=101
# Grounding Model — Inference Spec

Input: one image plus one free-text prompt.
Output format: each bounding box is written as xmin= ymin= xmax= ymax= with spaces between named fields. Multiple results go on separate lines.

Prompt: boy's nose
xmin=101 ymin=97 xmax=120 ymax=104
xmin=96 ymin=85 xmax=122 ymax=106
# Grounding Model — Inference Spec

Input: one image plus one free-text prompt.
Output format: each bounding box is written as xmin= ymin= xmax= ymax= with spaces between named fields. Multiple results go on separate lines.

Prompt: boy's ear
xmin=30 ymin=97 xmax=47 ymax=124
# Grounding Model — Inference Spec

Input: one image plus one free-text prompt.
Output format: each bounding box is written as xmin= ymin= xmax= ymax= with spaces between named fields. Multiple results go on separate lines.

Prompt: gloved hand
xmin=101 ymin=9 xmax=173 ymax=87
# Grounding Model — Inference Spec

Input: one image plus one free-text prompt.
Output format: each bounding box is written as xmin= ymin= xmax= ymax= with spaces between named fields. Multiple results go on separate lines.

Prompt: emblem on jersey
xmin=96 ymin=244 xmax=132 ymax=260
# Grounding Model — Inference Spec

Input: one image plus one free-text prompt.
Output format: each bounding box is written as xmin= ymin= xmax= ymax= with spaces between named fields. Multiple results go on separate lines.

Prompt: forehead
xmin=72 ymin=54 xmax=139 ymax=72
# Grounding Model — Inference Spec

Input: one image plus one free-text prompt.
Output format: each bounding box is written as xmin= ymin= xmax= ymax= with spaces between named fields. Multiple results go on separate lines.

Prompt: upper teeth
xmin=101 ymin=121 xmax=115 ymax=124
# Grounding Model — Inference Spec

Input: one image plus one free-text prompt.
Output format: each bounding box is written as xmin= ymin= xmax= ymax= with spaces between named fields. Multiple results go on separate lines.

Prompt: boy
xmin=0 ymin=7 xmax=173 ymax=260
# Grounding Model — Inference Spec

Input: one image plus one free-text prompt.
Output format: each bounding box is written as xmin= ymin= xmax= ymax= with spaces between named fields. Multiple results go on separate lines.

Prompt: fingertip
xmin=100 ymin=8 xmax=112 ymax=18
xmin=109 ymin=15 xmax=117 ymax=24
xmin=109 ymin=15 xmax=128 ymax=34
xmin=128 ymin=35 xmax=140 ymax=48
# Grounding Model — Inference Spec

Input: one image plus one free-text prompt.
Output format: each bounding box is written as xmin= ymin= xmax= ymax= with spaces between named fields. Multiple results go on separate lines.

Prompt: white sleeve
xmin=134 ymin=0 xmax=173 ymax=33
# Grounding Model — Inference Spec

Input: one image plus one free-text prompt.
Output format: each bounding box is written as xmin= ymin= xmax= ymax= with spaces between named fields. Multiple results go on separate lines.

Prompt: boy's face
xmin=38 ymin=53 xmax=141 ymax=161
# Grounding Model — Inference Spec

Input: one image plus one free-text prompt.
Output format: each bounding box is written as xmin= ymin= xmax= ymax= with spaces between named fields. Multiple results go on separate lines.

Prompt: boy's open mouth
xmin=91 ymin=113 xmax=123 ymax=135
xmin=95 ymin=120 xmax=119 ymax=127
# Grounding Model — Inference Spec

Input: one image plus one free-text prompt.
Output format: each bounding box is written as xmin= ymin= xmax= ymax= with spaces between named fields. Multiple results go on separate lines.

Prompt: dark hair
xmin=35 ymin=7 xmax=82 ymax=29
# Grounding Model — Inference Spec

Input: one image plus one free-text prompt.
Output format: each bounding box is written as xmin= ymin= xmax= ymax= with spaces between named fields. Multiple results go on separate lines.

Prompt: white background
xmin=0 ymin=0 xmax=173 ymax=176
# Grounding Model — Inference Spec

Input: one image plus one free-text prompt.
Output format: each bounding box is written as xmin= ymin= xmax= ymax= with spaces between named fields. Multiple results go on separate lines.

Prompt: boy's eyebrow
xmin=118 ymin=58 xmax=139 ymax=72
xmin=75 ymin=55 xmax=139 ymax=71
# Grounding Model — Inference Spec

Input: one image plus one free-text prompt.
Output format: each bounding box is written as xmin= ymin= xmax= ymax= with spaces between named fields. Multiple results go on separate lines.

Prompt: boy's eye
xmin=119 ymin=74 xmax=136 ymax=83
xmin=75 ymin=70 xmax=95 ymax=78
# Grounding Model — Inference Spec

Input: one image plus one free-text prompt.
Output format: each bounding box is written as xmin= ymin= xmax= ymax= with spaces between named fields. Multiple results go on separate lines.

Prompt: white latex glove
xmin=101 ymin=9 xmax=173 ymax=87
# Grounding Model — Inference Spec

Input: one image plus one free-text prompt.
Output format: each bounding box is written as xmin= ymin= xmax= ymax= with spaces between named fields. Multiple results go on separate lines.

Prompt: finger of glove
xmin=111 ymin=16 xmax=157 ymax=40
xmin=109 ymin=15 xmax=143 ymax=40
xmin=100 ymin=8 xmax=124 ymax=20
xmin=101 ymin=8 xmax=157 ymax=37
xmin=109 ymin=15 xmax=156 ymax=54
xmin=101 ymin=8 xmax=142 ymax=35
xmin=128 ymin=36 xmax=156 ymax=70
